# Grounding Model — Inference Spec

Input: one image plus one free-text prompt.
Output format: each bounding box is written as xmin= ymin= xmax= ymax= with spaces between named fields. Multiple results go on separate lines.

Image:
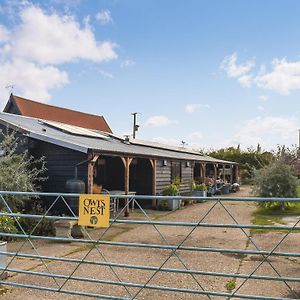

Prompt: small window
xmin=171 ymin=161 xmax=181 ymax=182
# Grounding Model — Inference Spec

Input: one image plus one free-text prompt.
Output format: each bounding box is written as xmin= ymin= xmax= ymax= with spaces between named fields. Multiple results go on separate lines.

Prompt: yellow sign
xmin=78 ymin=194 xmax=110 ymax=227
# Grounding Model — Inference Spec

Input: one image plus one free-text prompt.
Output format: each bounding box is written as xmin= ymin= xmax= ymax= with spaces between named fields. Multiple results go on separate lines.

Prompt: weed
xmin=226 ymin=279 xmax=236 ymax=292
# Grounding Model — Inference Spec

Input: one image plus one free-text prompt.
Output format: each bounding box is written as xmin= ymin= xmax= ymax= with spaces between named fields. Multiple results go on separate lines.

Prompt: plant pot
xmin=157 ymin=199 xmax=180 ymax=211
xmin=221 ymin=184 xmax=231 ymax=194
xmin=192 ymin=190 xmax=207 ymax=202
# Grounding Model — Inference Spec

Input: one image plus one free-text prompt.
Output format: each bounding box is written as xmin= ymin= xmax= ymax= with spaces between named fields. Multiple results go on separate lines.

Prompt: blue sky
xmin=0 ymin=0 xmax=300 ymax=150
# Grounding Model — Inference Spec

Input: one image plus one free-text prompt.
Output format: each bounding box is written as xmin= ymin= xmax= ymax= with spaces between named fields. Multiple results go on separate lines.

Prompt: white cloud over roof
xmin=0 ymin=4 xmax=117 ymax=104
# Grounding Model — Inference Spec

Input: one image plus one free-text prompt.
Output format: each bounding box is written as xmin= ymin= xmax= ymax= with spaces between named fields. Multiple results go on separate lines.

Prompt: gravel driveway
xmin=1 ymin=186 xmax=300 ymax=299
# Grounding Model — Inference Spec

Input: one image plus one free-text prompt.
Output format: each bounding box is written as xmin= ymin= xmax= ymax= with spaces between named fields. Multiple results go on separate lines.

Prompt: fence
xmin=0 ymin=191 xmax=298 ymax=299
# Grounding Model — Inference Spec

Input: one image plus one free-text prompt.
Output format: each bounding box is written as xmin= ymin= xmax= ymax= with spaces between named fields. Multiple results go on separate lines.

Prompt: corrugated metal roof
xmin=40 ymin=120 xmax=110 ymax=140
xmin=0 ymin=112 xmax=237 ymax=165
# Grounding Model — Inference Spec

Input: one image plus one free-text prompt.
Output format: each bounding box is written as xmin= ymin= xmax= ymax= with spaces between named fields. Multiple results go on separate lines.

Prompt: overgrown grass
xmin=251 ymin=202 xmax=300 ymax=234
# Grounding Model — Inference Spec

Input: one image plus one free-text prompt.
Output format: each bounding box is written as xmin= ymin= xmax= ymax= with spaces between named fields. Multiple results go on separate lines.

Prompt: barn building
xmin=0 ymin=95 xmax=239 ymax=213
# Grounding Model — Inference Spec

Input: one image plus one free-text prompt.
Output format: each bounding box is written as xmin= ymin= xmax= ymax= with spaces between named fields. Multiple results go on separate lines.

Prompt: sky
xmin=0 ymin=0 xmax=300 ymax=151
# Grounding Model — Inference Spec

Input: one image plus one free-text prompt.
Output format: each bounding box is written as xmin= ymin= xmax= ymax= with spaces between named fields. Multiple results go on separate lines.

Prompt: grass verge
xmin=251 ymin=203 xmax=300 ymax=234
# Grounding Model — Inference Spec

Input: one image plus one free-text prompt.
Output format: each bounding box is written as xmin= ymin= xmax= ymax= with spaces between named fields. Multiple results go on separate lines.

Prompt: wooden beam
xmin=128 ymin=157 xmax=133 ymax=166
xmin=149 ymin=159 xmax=155 ymax=169
xmin=123 ymin=157 xmax=133 ymax=217
xmin=201 ymin=163 xmax=206 ymax=183
xmin=87 ymin=154 xmax=100 ymax=194
xmin=150 ymin=159 xmax=157 ymax=208
xmin=92 ymin=155 xmax=99 ymax=164
xmin=222 ymin=164 xmax=226 ymax=182
xmin=120 ymin=156 xmax=126 ymax=167
xmin=235 ymin=165 xmax=240 ymax=184
xmin=87 ymin=162 xmax=93 ymax=194
xmin=213 ymin=164 xmax=217 ymax=184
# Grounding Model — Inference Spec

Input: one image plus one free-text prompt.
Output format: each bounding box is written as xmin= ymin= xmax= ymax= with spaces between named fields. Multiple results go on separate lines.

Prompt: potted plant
xmin=158 ymin=184 xmax=180 ymax=211
xmin=192 ymin=183 xmax=207 ymax=201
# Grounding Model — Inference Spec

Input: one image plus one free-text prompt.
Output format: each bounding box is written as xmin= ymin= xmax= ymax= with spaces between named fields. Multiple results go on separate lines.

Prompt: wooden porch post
xmin=121 ymin=157 xmax=133 ymax=217
xmin=201 ymin=163 xmax=206 ymax=183
xmin=149 ymin=159 xmax=157 ymax=208
xmin=235 ymin=165 xmax=240 ymax=184
xmin=87 ymin=154 xmax=100 ymax=194
xmin=230 ymin=164 xmax=233 ymax=184
xmin=213 ymin=164 xmax=218 ymax=184
xmin=222 ymin=164 xmax=226 ymax=182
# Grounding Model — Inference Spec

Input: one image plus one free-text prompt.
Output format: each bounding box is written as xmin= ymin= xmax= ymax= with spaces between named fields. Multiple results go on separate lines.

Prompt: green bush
xmin=172 ymin=177 xmax=181 ymax=187
xmin=194 ymin=183 xmax=207 ymax=191
xmin=162 ymin=184 xmax=179 ymax=196
xmin=0 ymin=131 xmax=47 ymax=212
xmin=19 ymin=202 xmax=55 ymax=236
xmin=253 ymin=161 xmax=298 ymax=210
xmin=0 ymin=213 xmax=19 ymax=241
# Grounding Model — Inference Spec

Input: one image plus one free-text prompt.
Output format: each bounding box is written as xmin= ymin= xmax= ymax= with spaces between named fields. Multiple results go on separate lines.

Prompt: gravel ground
xmin=1 ymin=185 xmax=300 ymax=299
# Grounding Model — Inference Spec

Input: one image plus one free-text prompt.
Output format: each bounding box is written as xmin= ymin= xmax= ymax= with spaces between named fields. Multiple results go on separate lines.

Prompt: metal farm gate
xmin=0 ymin=191 xmax=298 ymax=299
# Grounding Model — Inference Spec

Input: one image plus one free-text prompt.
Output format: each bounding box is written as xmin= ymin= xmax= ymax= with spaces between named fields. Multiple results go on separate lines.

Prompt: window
xmin=171 ymin=161 xmax=181 ymax=182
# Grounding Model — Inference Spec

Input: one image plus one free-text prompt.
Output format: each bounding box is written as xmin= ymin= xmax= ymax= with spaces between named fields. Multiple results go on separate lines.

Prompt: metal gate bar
xmin=0 ymin=232 xmax=298 ymax=258
xmin=0 ymin=191 xmax=298 ymax=299
xmin=0 ymin=250 xmax=299 ymax=283
xmin=0 ymin=268 xmax=297 ymax=300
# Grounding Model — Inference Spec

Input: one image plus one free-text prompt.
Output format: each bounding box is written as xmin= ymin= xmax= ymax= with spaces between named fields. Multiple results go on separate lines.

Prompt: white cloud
xmin=0 ymin=25 xmax=9 ymax=42
xmin=0 ymin=4 xmax=118 ymax=105
xmin=220 ymin=52 xmax=255 ymax=78
xmin=255 ymin=58 xmax=300 ymax=95
xmin=185 ymin=103 xmax=210 ymax=113
xmin=187 ymin=131 xmax=202 ymax=141
xmin=259 ymin=95 xmax=268 ymax=102
xmin=257 ymin=105 xmax=264 ymax=111
xmin=98 ymin=69 xmax=114 ymax=79
xmin=221 ymin=53 xmax=300 ymax=95
xmin=230 ymin=116 xmax=299 ymax=149
xmin=121 ymin=59 xmax=136 ymax=68
xmin=151 ymin=137 xmax=180 ymax=146
xmin=95 ymin=9 xmax=113 ymax=25
xmin=0 ymin=59 xmax=69 ymax=103
xmin=7 ymin=6 xmax=117 ymax=65
xmin=238 ymin=74 xmax=252 ymax=88
xmin=145 ymin=115 xmax=176 ymax=127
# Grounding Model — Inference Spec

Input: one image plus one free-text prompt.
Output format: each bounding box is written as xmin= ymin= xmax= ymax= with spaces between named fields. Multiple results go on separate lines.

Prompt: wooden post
xmin=87 ymin=154 xmax=99 ymax=194
xmin=201 ymin=163 xmax=206 ymax=183
xmin=149 ymin=159 xmax=157 ymax=208
xmin=121 ymin=157 xmax=133 ymax=217
xmin=213 ymin=164 xmax=218 ymax=184
xmin=222 ymin=164 xmax=226 ymax=182
xmin=235 ymin=165 xmax=240 ymax=184
xmin=230 ymin=164 xmax=233 ymax=184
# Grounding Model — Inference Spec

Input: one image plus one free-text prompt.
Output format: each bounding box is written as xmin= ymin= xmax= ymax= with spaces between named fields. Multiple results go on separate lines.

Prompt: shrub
xmin=0 ymin=213 xmax=19 ymax=241
xmin=253 ymin=161 xmax=298 ymax=210
xmin=162 ymin=184 xmax=179 ymax=196
xmin=172 ymin=177 xmax=181 ymax=188
xmin=0 ymin=131 xmax=47 ymax=212
xmin=19 ymin=202 xmax=55 ymax=236
xmin=194 ymin=183 xmax=207 ymax=191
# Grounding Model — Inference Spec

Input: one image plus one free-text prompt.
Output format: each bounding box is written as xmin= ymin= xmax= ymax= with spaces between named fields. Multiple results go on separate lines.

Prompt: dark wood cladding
xmin=156 ymin=160 xmax=193 ymax=195
xmin=180 ymin=161 xmax=193 ymax=194
xmin=29 ymin=139 xmax=87 ymax=193
xmin=156 ymin=160 xmax=171 ymax=194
